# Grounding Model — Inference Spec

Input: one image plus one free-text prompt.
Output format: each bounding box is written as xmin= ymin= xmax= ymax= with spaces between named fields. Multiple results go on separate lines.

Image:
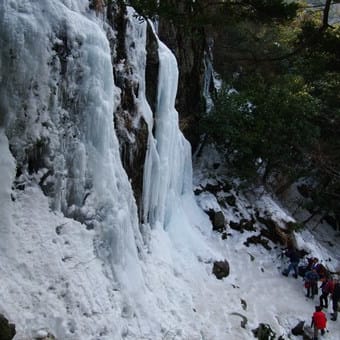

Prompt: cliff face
xmin=107 ymin=3 xmax=153 ymax=220
xmin=158 ymin=14 xmax=208 ymax=150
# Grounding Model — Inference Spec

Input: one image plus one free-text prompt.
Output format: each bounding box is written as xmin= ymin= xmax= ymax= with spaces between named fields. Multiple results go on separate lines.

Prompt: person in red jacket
xmin=311 ymin=305 xmax=327 ymax=339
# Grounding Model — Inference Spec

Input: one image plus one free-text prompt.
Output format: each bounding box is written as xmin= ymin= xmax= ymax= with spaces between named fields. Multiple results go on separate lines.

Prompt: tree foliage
xmin=203 ymin=74 xmax=320 ymax=181
xmin=291 ymin=17 xmax=340 ymax=220
xmin=201 ymin=0 xmax=340 ymax=224
xmin=129 ymin=0 xmax=299 ymax=28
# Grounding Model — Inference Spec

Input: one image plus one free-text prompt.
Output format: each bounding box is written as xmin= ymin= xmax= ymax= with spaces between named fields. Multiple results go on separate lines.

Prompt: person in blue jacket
xmin=304 ymin=269 xmax=320 ymax=299
xmin=282 ymin=246 xmax=300 ymax=279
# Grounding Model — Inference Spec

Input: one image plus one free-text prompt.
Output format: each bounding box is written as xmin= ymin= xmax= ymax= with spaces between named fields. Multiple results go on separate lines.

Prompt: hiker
xmin=298 ymin=256 xmax=317 ymax=277
xmin=282 ymin=246 xmax=300 ymax=278
xmin=331 ymin=278 xmax=340 ymax=321
xmin=319 ymin=276 xmax=334 ymax=309
xmin=311 ymin=258 xmax=319 ymax=270
xmin=311 ymin=305 xmax=327 ymax=340
xmin=304 ymin=269 xmax=319 ymax=299
xmin=314 ymin=262 xmax=328 ymax=281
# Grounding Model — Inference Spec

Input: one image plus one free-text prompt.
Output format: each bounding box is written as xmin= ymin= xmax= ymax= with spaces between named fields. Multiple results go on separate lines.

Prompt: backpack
xmin=323 ymin=280 xmax=334 ymax=294
xmin=315 ymin=263 xmax=328 ymax=278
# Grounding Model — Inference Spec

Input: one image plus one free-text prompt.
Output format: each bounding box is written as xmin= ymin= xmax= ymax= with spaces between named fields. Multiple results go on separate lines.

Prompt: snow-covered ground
xmin=1 ymin=132 xmax=340 ymax=339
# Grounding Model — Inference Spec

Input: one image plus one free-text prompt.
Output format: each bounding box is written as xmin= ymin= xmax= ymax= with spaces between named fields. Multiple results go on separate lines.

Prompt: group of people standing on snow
xmin=281 ymin=245 xmax=340 ymax=340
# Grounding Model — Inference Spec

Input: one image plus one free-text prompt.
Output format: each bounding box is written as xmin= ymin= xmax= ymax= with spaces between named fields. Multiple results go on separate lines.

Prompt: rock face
xmin=107 ymin=3 xmax=152 ymax=220
xmin=158 ymin=3 xmax=207 ymax=149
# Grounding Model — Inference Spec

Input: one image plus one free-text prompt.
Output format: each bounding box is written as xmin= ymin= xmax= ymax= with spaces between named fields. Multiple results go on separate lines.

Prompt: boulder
xmin=206 ymin=209 xmax=225 ymax=232
xmin=0 ymin=314 xmax=16 ymax=340
xmin=229 ymin=218 xmax=256 ymax=233
xmin=212 ymin=260 xmax=230 ymax=279
xmin=252 ymin=323 xmax=276 ymax=340
xmin=291 ymin=320 xmax=305 ymax=336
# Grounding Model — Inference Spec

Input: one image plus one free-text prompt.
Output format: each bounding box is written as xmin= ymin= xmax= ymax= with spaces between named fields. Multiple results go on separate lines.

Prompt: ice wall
xmin=0 ymin=0 xmax=145 ymax=306
xmin=122 ymin=10 xmax=193 ymax=231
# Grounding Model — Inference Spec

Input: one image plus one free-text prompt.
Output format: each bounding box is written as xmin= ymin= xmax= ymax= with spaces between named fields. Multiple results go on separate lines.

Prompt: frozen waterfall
xmin=0 ymin=1 xmax=202 ymax=338
xmin=123 ymin=9 xmax=193 ymax=231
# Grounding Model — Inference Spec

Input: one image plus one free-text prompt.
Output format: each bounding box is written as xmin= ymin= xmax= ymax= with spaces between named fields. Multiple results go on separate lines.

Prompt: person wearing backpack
xmin=282 ymin=246 xmax=300 ymax=278
xmin=319 ymin=276 xmax=334 ymax=309
xmin=299 ymin=257 xmax=318 ymax=277
xmin=314 ymin=262 xmax=328 ymax=281
xmin=331 ymin=278 xmax=340 ymax=321
xmin=304 ymin=269 xmax=320 ymax=299
xmin=311 ymin=305 xmax=327 ymax=340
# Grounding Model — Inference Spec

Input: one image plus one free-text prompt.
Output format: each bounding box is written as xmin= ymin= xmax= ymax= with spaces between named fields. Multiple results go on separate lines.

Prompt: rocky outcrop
xmin=105 ymin=4 xmax=151 ymax=220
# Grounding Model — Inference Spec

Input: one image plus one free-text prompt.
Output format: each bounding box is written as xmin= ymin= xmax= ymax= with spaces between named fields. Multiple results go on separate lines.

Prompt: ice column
xmin=125 ymin=11 xmax=193 ymax=230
